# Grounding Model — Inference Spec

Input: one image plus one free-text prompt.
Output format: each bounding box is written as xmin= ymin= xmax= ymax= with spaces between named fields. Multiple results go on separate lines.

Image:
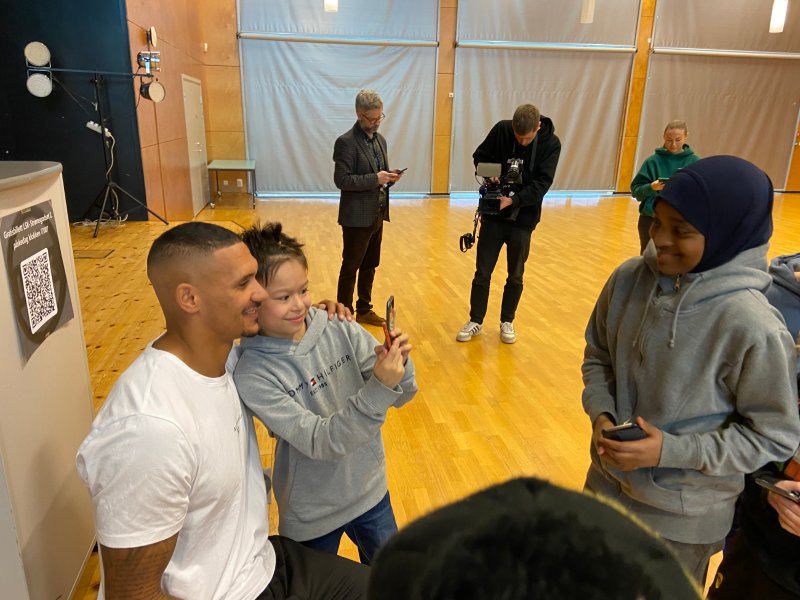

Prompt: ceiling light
xmin=324 ymin=0 xmax=338 ymax=12
xmin=580 ymin=0 xmax=596 ymax=24
xmin=770 ymin=0 xmax=788 ymax=33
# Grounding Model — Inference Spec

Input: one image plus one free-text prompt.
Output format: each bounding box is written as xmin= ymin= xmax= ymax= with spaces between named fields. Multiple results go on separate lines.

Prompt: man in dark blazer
xmin=333 ymin=89 xmax=403 ymax=326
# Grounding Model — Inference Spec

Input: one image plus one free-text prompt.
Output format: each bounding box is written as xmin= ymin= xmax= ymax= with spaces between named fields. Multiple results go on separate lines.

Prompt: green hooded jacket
xmin=630 ymin=145 xmax=700 ymax=216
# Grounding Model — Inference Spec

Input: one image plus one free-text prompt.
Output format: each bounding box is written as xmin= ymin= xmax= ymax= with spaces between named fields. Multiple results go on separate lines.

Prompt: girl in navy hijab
xmin=581 ymin=156 xmax=800 ymax=584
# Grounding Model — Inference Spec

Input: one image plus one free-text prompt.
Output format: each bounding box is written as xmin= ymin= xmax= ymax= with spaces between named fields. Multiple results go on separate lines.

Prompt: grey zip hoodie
xmin=583 ymin=243 xmax=800 ymax=544
xmin=234 ymin=307 xmax=417 ymax=541
xmin=766 ymin=252 xmax=800 ymax=341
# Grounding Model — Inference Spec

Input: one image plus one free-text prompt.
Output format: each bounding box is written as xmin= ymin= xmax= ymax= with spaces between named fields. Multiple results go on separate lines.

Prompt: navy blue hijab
xmin=656 ymin=155 xmax=774 ymax=273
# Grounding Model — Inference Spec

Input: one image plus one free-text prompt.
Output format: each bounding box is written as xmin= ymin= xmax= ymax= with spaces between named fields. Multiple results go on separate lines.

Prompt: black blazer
xmin=333 ymin=122 xmax=391 ymax=227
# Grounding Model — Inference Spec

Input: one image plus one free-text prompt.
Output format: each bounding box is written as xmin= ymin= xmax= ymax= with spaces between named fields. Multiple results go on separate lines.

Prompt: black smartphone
xmin=396 ymin=167 xmax=408 ymax=174
xmin=381 ymin=296 xmax=395 ymax=350
xmin=755 ymin=476 xmax=800 ymax=503
xmin=657 ymin=177 xmax=669 ymax=183
xmin=602 ymin=422 xmax=646 ymax=442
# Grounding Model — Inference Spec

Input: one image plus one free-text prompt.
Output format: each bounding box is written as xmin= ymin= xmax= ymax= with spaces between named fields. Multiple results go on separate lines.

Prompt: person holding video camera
xmin=456 ymin=104 xmax=561 ymax=344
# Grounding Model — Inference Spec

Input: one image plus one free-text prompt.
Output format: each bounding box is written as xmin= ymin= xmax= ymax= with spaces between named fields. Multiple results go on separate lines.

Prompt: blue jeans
xmin=299 ymin=492 xmax=397 ymax=565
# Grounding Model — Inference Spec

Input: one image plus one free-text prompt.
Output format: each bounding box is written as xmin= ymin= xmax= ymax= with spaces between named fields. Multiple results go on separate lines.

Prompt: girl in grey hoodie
xmin=582 ymin=156 xmax=800 ymax=583
xmin=234 ymin=223 xmax=418 ymax=565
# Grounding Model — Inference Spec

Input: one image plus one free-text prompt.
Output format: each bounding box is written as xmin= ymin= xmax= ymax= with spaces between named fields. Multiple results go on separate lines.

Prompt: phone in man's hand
xmin=602 ymin=422 xmax=646 ymax=442
xmin=381 ymin=296 xmax=395 ymax=350
xmin=755 ymin=476 xmax=800 ymax=503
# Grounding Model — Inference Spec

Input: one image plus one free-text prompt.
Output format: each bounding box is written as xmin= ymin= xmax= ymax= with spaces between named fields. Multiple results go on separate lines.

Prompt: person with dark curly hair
xmin=367 ymin=477 xmax=701 ymax=599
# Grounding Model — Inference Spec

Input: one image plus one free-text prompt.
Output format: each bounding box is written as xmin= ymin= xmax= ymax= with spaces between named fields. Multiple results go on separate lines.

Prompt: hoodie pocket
xmin=283 ymin=439 xmax=385 ymax=523
xmin=624 ymin=468 xmax=742 ymax=516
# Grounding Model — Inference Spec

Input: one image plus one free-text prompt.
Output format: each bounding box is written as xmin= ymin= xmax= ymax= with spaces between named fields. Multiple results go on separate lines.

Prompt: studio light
xmin=580 ymin=0 xmax=596 ymax=24
xmin=770 ymin=0 xmax=788 ymax=33
xmin=23 ymin=39 xmax=167 ymax=104
xmin=324 ymin=0 xmax=338 ymax=12
xmin=137 ymin=50 xmax=161 ymax=75
xmin=20 ymin=38 xmax=169 ymax=236
xmin=24 ymin=41 xmax=53 ymax=97
xmin=26 ymin=73 xmax=53 ymax=98
xmin=24 ymin=41 xmax=51 ymax=66
xmin=140 ymin=79 xmax=166 ymax=103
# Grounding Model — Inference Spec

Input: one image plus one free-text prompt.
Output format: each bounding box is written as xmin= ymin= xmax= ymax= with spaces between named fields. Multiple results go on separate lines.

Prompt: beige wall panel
xmin=177 ymin=0 xmax=204 ymax=63
xmin=634 ymin=16 xmax=653 ymax=73
xmin=623 ymin=76 xmax=645 ymax=138
xmin=200 ymin=0 xmax=240 ymax=67
xmin=125 ymin=0 xmax=164 ymax=34
xmin=207 ymin=131 xmax=246 ymax=161
xmin=433 ymin=135 xmax=451 ymax=193
xmin=618 ymin=136 xmax=638 ymax=192
xmin=786 ymin=136 xmax=800 ymax=191
xmin=158 ymin=138 xmax=195 ymax=220
xmin=153 ymin=43 xmax=188 ymax=143
xmin=135 ymin=101 xmax=158 ymax=149
xmin=156 ymin=0 xmax=183 ymax=48
xmin=439 ymin=7 xmax=457 ymax=74
xmin=205 ymin=66 xmax=244 ymax=132
xmin=183 ymin=54 xmax=204 ymax=83
xmin=141 ymin=144 xmax=166 ymax=219
xmin=435 ymin=74 xmax=454 ymax=137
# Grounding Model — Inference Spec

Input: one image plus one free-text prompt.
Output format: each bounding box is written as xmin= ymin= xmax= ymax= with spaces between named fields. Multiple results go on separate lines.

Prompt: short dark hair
xmin=147 ymin=222 xmax=241 ymax=275
xmin=512 ymin=104 xmax=540 ymax=135
xmin=368 ymin=478 xmax=700 ymax=600
xmin=240 ymin=222 xmax=308 ymax=286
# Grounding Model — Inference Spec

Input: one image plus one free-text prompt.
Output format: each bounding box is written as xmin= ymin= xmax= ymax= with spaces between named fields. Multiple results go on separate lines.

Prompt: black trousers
xmin=469 ymin=218 xmax=532 ymax=324
xmin=337 ymin=217 xmax=384 ymax=315
xmin=256 ymin=535 xmax=370 ymax=600
xmin=637 ymin=214 xmax=653 ymax=254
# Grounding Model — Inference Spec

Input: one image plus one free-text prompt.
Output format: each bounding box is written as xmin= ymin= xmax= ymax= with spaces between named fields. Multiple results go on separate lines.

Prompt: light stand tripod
xmin=24 ymin=44 xmax=169 ymax=238
xmin=80 ymin=73 xmax=168 ymax=237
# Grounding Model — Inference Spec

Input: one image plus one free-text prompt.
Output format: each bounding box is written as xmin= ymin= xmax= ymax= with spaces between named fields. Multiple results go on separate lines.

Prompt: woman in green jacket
xmin=631 ymin=120 xmax=700 ymax=253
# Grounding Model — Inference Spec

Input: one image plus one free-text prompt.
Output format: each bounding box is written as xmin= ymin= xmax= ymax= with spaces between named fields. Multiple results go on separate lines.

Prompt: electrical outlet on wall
xmin=236 ymin=178 xmax=243 ymax=188
xmin=222 ymin=179 xmax=229 ymax=187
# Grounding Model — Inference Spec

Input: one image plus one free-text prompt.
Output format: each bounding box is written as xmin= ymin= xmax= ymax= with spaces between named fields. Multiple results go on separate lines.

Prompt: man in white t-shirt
xmin=76 ymin=222 xmax=369 ymax=600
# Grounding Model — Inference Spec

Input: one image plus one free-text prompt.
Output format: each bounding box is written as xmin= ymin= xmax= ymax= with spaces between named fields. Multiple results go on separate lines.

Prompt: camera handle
xmin=459 ymin=209 xmax=481 ymax=253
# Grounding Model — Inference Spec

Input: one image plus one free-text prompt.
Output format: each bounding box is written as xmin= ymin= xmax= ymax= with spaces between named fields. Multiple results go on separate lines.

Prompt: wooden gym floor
xmin=70 ymin=191 xmax=800 ymax=598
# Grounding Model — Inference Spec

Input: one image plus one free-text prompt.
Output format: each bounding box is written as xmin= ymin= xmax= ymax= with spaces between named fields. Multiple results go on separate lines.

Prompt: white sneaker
xmin=500 ymin=322 xmax=516 ymax=344
xmin=456 ymin=321 xmax=482 ymax=342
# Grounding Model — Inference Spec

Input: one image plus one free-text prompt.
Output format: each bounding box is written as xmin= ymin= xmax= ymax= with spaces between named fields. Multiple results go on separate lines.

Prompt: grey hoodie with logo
xmin=234 ymin=307 xmax=417 ymax=541
xmin=583 ymin=243 xmax=800 ymax=545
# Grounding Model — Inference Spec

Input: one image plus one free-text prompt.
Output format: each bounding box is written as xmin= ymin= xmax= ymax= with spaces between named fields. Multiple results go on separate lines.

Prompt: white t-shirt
xmin=76 ymin=344 xmax=275 ymax=600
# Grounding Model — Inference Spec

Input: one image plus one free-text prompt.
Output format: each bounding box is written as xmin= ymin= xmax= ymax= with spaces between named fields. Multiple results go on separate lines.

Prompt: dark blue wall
xmin=0 ymin=0 xmax=148 ymax=222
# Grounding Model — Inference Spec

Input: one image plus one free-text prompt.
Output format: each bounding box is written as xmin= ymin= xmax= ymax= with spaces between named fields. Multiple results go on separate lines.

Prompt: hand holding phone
xmin=756 ymin=476 xmax=800 ymax=503
xmin=657 ymin=177 xmax=669 ymax=183
xmin=602 ymin=422 xmax=646 ymax=442
xmin=381 ymin=296 xmax=395 ymax=350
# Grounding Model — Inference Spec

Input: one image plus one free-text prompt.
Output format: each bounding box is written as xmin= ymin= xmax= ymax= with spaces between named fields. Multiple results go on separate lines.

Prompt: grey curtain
xmin=239 ymin=0 xmax=438 ymax=194
xmin=450 ymin=0 xmax=641 ymax=192
xmin=637 ymin=0 xmax=800 ymax=189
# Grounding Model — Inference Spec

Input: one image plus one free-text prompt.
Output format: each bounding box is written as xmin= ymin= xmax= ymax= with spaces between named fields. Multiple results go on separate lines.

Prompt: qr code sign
xmin=21 ymin=247 xmax=58 ymax=334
